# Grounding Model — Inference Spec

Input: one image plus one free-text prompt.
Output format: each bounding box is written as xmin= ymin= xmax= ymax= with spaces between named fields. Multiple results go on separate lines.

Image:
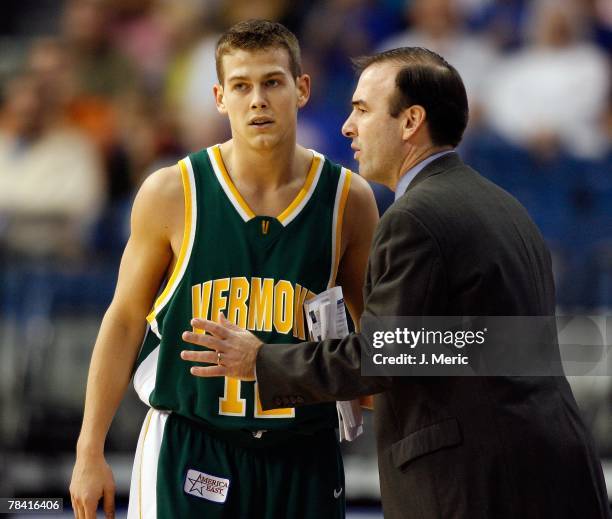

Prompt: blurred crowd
xmin=0 ymin=0 xmax=611 ymax=308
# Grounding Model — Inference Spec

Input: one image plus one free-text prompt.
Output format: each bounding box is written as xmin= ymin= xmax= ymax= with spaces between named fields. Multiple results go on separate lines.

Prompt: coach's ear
xmin=214 ymin=84 xmax=227 ymax=114
xmin=296 ymin=74 xmax=310 ymax=109
xmin=401 ymin=104 xmax=426 ymax=141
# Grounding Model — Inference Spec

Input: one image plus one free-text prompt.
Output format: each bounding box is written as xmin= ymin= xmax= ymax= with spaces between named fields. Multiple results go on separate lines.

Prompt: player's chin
xmin=248 ymin=133 xmax=280 ymax=149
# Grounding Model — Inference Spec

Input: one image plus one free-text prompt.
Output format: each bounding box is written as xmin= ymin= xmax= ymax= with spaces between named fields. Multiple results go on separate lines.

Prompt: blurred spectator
xmin=60 ymin=0 xmax=143 ymax=201
xmin=115 ymin=89 xmax=183 ymax=187
xmin=296 ymin=0 xmax=400 ymax=161
xmin=157 ymin=1 xmax=226 ymax=150
xmin=59 ymin=0 xmax=129 ymax=149
xmin=106 ymin=0 xmax=171 ymax=93
xmin=482 ymin=0 xmax=610 ymax=160
xmin=161 ymin=0 xmax=213 ymax=110
xmin=302 ymin=0 xmax=398 ymax=85
xmin=378 ymin=0 xmax=499 ymax=121
xmin=454 ymin=0 xmax=529 ymax=51
xmin=27 ymin=38 xmax=76 ymax=107
xmin=0 ymin=72 xmax=104 ymax=259
xmin=172 ymin=30 xmax=228 ymax=150
xmin=61 ymin=0 xmax=138 ymax=99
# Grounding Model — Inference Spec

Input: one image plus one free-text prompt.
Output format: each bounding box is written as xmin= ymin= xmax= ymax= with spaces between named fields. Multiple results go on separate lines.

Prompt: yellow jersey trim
xmin=328 ymin=169 xmax=352 ymax=288
xmin=209 ymin=145 xmax=324 ymax=226
xmin=211 ymin=146 xmax=256 ymax=220
xmin=276 ymin=154 xmax=321 ymax=224
xmin=146 ymin=159 xmax=194 ymax=324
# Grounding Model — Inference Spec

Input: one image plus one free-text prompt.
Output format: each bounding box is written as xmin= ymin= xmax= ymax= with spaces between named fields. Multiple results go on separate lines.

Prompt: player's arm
xmin=69 ymin=165 xmax=183 ymax=519
xmin=335 ymin=173 xmax=379 ymax=410
xmin=336 ymin=172 xmax=378 ymax=330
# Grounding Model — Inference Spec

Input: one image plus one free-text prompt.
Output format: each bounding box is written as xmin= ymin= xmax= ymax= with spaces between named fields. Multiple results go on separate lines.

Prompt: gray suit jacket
xmin=256 ymin=153 xmax=611 ymax=518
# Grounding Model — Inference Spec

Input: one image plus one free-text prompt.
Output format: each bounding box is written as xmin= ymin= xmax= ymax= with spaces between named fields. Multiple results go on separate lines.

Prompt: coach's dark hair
xmin=353 ymin=48 xmax=469 ymax=147
xmin=216 ymin=19 xmax=301 ymax=84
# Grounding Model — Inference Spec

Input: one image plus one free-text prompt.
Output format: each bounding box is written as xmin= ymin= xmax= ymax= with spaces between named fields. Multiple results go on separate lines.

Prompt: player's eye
xmin=265 ymin=79 xmax=279 ymax=87
xmin=233 ymin=83 xmax=247 ymax=91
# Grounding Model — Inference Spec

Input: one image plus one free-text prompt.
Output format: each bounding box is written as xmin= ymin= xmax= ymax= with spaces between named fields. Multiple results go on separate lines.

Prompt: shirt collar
xmin=394 ymin=150 xmax=454 ymax=201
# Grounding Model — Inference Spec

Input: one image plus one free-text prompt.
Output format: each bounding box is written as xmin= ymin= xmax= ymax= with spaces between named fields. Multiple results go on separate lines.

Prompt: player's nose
xmin=250 ymin=86 xmax=268 ymax=109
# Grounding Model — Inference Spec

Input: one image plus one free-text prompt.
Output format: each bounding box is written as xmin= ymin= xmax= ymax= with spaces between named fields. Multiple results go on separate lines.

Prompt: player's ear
xmin=296 ymin=74 xmax=310 ymax=109
xmin=214 ymin=84 xmax=227 ymax=114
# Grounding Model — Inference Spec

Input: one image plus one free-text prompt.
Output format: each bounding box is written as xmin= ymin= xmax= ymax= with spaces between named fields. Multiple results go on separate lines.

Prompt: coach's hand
xmin=181 ymin=316 xmax=262 ymax=381
xmin=69 ymin=453 xmax=115 ymax=519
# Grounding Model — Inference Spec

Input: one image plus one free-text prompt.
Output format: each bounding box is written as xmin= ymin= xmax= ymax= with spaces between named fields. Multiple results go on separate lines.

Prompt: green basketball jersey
xmin=133 ymin=144 xmax=352 ymax=434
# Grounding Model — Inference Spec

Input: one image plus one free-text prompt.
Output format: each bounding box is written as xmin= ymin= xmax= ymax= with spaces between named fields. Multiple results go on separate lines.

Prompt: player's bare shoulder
xmin=342 ymin=171 xmax=379 ymax=254
xmin=347 ymin=172 xmax=377 ymax=209
xmin=131 ymin=164 xmax=184 ymax=246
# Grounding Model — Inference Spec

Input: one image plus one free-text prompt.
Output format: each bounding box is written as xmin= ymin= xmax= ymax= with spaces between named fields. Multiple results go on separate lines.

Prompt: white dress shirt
xmin=394 ymin=150 xmax=454 ymax=201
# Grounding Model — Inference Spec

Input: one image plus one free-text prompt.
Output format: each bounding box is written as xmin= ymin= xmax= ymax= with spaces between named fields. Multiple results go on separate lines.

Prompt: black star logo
xmin=187 ymin=474 xmax=207 ymax=496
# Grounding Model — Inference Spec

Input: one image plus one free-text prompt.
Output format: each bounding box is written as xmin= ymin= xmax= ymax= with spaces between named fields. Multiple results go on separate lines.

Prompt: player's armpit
xmin=336 ymin=173 xmax=379 ymax=327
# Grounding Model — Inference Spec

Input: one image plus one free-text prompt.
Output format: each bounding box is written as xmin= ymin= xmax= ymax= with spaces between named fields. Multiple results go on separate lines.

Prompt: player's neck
xmin=220 ymin=138 xmax=308 ymax=190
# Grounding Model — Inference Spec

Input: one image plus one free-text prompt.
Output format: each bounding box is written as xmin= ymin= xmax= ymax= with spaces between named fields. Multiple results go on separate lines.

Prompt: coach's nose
xmin=342 ymin=113 xmax=357 ymax=138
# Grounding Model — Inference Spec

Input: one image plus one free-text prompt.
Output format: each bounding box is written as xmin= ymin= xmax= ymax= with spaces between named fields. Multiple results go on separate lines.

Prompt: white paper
xmin=304 ymin=287 xmax=363 ymax=442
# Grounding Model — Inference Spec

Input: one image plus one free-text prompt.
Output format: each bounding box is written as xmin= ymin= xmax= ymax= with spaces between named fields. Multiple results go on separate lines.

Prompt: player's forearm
xmin=76 ymin=307 xmax=146 ymax=456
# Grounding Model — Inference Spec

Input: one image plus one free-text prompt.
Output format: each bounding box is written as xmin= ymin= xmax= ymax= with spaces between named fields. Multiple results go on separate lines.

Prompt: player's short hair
xmin=215 ymin=19 xmax=302 ymax=84
xmin=353 ymin=47 xmax=469 ymax=148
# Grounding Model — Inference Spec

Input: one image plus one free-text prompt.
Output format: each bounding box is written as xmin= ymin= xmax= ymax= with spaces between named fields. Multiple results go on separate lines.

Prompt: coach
xmin=183 ymin=48 xmax=611 ymax=518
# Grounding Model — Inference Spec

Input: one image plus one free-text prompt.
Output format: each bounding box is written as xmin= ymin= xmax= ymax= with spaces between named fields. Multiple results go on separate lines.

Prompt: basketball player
xmin=69 ymin=20 xmax=379 ymax=519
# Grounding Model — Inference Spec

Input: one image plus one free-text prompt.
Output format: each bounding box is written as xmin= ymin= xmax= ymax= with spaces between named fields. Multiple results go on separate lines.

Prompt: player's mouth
xmin=249 ymin=117 xmax=274 ymax=128
xmin=351 ymin=144 xmax=361 ymax=160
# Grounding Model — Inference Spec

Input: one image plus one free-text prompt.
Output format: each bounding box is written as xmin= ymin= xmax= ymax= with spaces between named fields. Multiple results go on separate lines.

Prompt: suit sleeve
xmin=257 ymin=208 xmax=446 ymax=409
